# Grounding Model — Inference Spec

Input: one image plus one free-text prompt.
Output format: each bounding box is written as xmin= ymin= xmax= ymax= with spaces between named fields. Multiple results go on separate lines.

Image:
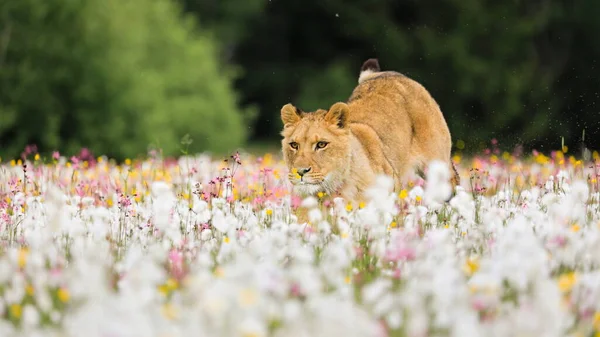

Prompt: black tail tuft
xmin=361 ymin=58 xmax=380 ymax=72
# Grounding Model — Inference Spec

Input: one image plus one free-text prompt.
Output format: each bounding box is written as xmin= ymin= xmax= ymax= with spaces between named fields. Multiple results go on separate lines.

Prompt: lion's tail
xmin=358 ymin=58 xmax=381 ymax=83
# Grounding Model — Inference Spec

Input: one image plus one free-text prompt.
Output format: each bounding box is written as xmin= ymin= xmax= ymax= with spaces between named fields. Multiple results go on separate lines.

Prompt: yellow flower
xmin=57 ymin=287 xmax=70 ymax=303
xmin=161 ymin=303 xmax=179 ymax=320
xmin=317 ymin=191 xmax=325 ymax=199
xmin=341 ymin=232 xmax=349 ymax=239
xmin=10 ymin=159 xmax=16 ymax=166
xmin=398 ymin=189 xmax=408 ymax=199
xmin=390 ymin=222 xmax=398 ymax=228
xmin=158 ymin=284 xmax=169 ymax=296
xmin=345 ymin=203 xmax=353 ymax=212
xmin=344 ymin=276 xmax=351 ymax=284
xmin=263 ymin=153 xmax=273 ymax=166
xmin=571 ymin=223 xmax=580 ymax=232
xmin=535 ymin=154 xmax=549 ymax=164
xmin=463 ymin=257 xmax=479 ymax=276
xmin=125 ymin=158 xmax=132 ymax=166
xmin=26 ymin=284 xmax=34 ymax=296
xmin=18 ymin=247 xmax=29 ymax=268
xmin=34 ymin=153 xmax=40 ymax=161
xmin=265 ymin=208 xmax=273 ymax=216
xmin=593 ymin=311 xmax=600 ymax=330
xmin=223 ymin=236 xmax=230 ymax=244
xmin=558 ymin=272 xmax=577 ymax=293
xmin=158 ymin=278 xmax=178 ymax=296
xmin=10 ymin=304 xmax=22 ymax=319
xmin=358 ymin=201 xmax=366 ymax=209
xmin=239 ymin=288 xmax=258 ymax=307
xmin=415 ymin=196 xmax=422 ymax=203
xmin=166 ymin=278 xmax=178 ymax=291
xmin=452 ymin=154 xmax=462 ymax=164
xmin=291 ymin=168 xmax=301 ymax=179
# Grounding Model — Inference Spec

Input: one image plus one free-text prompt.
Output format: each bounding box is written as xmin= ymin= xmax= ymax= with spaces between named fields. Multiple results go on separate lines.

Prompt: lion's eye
xmin=315 ymin=141 xmax=328 ymax=149
xmin=289 ymin=142 xmax=299 ymax=150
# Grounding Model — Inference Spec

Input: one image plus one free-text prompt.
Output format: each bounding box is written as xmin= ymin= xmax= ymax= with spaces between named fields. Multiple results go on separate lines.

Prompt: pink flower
xmin=354 ymin=246 xmax=364 ymax=256
xmin=304 ymin=225 xmax=315 ymax=235
xmin=384 ymin=247 xmax=415 ymax=262
xmin=376 ymin=320 xmax=389 ymax=337
xmin=118 ymin=194 xmax=131 ymax=208
xmin=75 ymin=183 xmax=86 ymax=197
xmin=168 ymin=254 xmax=184 ymax=280
xmin=547 ymin=235 xmax=567 ymax=248
xmin=231 ymin=152 xmax=242 ymax=165
xmin=291 ymin=195 xmax=302 ymax=209
xmin=472 ymin=298 xmax=486 ymax=311
xmin=289 ymin=283 xmax=302 ymax=297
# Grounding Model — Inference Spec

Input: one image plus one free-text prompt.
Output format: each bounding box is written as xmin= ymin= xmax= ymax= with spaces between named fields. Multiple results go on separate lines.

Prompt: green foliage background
xmin=0 ymin=0 xmax=251 ymax=160
xmin=1 ymin=0 xmax=599 ymax=160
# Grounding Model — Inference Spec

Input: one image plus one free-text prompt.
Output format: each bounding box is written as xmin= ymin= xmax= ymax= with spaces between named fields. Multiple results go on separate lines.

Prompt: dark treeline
xmin=1 ymin=0 xmax=599 ymax=160
xmin=184 ymin=0 xmax=600 ymax=155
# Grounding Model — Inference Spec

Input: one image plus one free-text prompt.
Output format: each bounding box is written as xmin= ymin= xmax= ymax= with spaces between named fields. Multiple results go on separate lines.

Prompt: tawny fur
xmin=280 ymin=59 xmax=459 ymax=223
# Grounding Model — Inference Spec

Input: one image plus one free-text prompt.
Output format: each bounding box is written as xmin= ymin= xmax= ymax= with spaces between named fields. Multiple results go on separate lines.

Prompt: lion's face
xmin=280 ymin=102 xmax=351 ymax=196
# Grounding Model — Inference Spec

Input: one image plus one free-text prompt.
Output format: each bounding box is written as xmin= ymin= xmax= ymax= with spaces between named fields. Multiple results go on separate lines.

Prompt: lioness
xmin=280 ymin=58 xmax=459 ymax=218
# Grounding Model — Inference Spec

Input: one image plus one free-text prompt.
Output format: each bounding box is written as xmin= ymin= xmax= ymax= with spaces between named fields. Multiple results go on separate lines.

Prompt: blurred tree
xmin=179 ymin=0 xmax=267 ymax=62
xmin=0 ymin=0 xmax=251 ymax=160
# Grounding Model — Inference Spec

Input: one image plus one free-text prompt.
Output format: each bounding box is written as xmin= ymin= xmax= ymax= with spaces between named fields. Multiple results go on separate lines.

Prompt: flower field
xmin=1 ymin=146 xmax=600 ymax=337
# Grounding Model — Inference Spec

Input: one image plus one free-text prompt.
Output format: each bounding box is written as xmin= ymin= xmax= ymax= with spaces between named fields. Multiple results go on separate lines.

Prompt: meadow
xmin=0 ymin=144 xmax=599 ymax=337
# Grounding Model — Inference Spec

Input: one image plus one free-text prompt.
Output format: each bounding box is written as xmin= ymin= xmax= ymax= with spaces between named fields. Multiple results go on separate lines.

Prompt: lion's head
xmin=280 ymin=102 xmax=351 ymax=196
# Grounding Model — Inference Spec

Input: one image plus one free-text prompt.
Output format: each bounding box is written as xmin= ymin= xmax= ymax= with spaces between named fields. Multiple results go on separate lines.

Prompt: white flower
xmin=301 ymin=196 xmax=319 ymax=209
xmin=212 ymin=209 xmax=230 ymax=234
xmin=22 ymin=304 xmax=40 ymax=328
xmin=362 ymin=279 xmax=391 ymax=304
xmin=424 ymin=160 xmax=452 ymax=205
xmin=238 ymin=316 xmax=267 ymax=337
xmin=308 ymin=208 xmax=322 ymax=223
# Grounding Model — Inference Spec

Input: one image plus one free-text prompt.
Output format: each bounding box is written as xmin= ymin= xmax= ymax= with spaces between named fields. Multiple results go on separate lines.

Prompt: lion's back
xmin=347 ymin=72 xmax=452 ymax=177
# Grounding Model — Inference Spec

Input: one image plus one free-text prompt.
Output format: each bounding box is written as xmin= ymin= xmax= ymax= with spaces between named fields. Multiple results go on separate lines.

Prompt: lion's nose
xmin=297 ymin=167 xmax=311 ymax=177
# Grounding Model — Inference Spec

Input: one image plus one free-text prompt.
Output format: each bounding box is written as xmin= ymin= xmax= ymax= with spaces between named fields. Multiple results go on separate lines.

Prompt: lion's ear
xmin=325 ymin=102 xmax=349 ymax=128
xmin=281 ymin=103 xmax=302 ymax=126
